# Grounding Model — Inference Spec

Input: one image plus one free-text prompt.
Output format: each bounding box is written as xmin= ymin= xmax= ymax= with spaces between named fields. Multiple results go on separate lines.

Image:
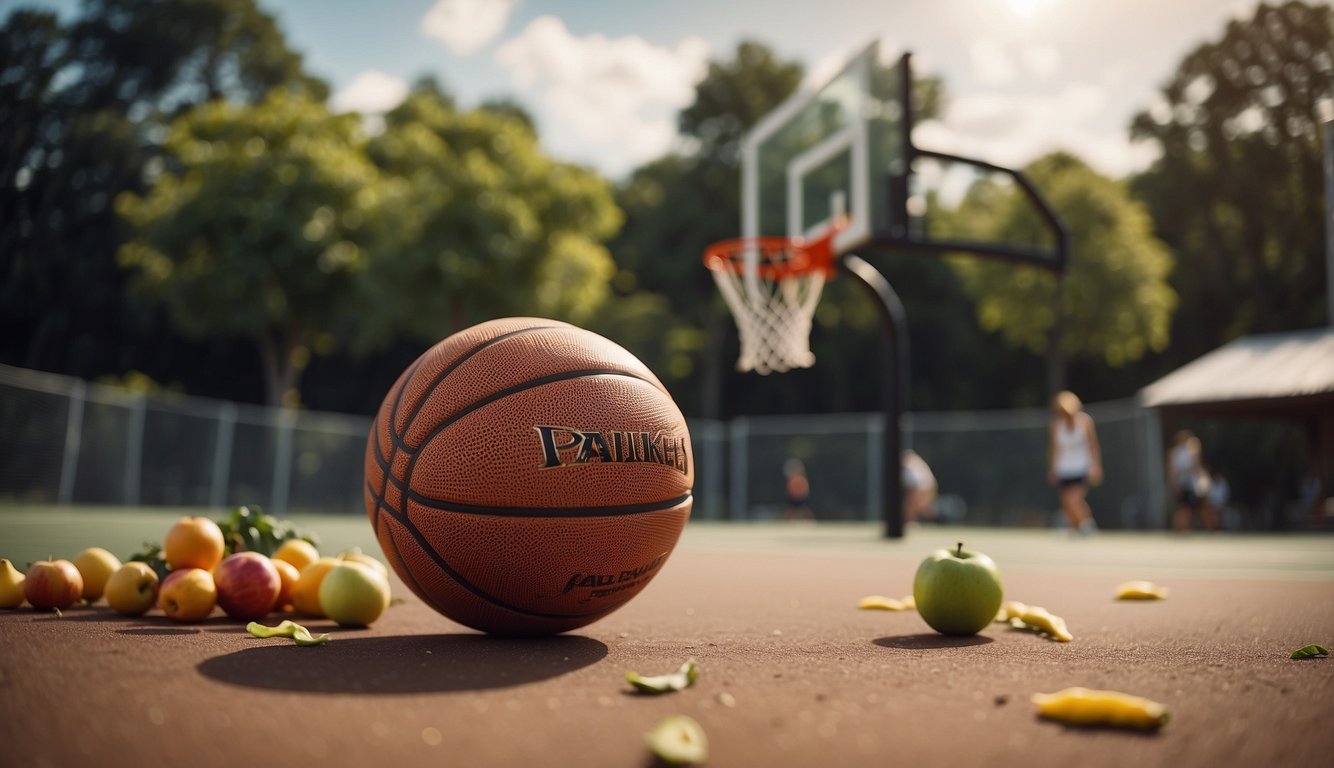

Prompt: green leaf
xmin=627 ymin=659 xmax=698 ymax=694
xmin=1290 ymin=644 xmax=1329 ymax=659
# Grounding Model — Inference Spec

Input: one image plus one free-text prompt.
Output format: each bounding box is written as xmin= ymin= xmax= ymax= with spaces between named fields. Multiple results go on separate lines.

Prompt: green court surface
xmin=2 ymin=508 xmax=1333 ymax=768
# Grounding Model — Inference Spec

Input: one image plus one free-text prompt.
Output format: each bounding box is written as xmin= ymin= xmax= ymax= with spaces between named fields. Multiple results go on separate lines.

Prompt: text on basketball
xmin=534 ymin=425 xmax=689 ymax=474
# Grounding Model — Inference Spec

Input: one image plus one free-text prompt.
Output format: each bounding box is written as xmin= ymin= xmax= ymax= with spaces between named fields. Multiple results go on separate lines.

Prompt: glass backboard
xmin=742 ymin=40 xmax=904 ymax=255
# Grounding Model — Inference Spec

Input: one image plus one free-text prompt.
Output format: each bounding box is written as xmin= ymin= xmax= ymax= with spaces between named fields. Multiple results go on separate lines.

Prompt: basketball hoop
xmin=703 ymin=223 xmax=842 ymax=375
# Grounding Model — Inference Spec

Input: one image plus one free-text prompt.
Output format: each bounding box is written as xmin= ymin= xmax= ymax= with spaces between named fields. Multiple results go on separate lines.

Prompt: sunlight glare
xmin=1005 ymin=0 xmax=1055 ymax=18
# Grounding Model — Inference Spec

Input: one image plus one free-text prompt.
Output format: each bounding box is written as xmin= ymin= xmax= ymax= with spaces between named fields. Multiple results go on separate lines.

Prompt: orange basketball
xmin=363 ymin=318 xmax=693 ymax=635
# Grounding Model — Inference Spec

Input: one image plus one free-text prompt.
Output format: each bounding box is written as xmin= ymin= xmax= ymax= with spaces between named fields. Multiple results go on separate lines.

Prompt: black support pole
xmin=840 ymin=253 xmax=909 ymax=539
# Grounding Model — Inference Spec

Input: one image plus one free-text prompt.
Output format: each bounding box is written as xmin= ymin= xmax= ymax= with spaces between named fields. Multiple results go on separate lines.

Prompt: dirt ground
xmin=2 ymin=524 xmax=1332 ymax=767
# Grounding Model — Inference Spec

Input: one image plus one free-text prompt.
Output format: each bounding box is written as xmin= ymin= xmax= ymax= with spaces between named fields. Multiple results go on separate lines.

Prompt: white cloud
xmin=969 ymin=39 xmax=1017 ymax=86
xmin=1021 ymin=45 xmax=1061 ymax=80
xmin=421 ymin=0 xmax=515 ymax=56
xmin=494 ymin=16 xmax=709 ymax=176
xmin=917 ymin=81 xmax=1158 ymax=178
xmin=331 ymin=70 xmax=409 ymax=114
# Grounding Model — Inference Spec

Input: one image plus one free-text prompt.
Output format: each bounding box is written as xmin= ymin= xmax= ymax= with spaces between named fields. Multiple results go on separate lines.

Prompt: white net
xmin=707 ymin=238 xmax=830 ymax=375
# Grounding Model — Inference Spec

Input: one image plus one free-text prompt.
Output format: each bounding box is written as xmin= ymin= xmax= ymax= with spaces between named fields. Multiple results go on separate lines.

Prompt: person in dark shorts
xmin=1169 ymin=430 xmax=1217 ymax=531
xmin=1047 ymin=391 xmax=1102 ymax=535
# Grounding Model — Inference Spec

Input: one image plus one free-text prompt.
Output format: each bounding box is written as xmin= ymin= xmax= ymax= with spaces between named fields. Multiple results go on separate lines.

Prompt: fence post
xmin=866 ymin=412 xmax=884 ymax=522
xmin=124 ymin=395 xmax=147 ymax=506
xmin=271 ymin=409 xmax=296 ymax=516
xmin=728 ymin=417 xmax=749 ymax=520
xmin=696 ymin=420 xmax=724 ymax=520
xmin=57 ymin=380 xmax=86 ymax=505
xmin=210 ymin=402 xmax=237 ymax=509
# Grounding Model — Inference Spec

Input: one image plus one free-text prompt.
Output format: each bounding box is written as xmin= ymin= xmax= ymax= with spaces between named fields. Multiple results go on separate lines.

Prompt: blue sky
xmin=22 ymin=0 xmax=1262 ymax=180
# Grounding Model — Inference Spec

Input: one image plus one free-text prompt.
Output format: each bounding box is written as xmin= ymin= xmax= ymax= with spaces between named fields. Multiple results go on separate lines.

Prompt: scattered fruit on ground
xmin=23 ymin=558 xmax=83 ymax=610
xmin=292 ymin=557 xmax=341 ymax=617
xmin=913 ymin=542 xmax=1004 ymax=636
xmin=213 ymin=552 xmax=281 ymax=621
xmin=0 ymin=559 xmax=26 ymax=609
xmin=159 ymin=568 xmax=217 ymax=622
xmin=272 ymin=538 xmax=320 ymax=572
xmin=104 ymin=562 xmax=160 ymax=616
xmin=627 ymin=659 xmax=699 ymax=694
xmin=1032 ymin=687 xmax=1169 ymax=730
xmin=1015 ymin=605 xmax=1074 ymax=642
xmin=1115 ymin=580 xmax=1168 ymax=600
xmin=858 ymin=595 xmax=913 ymax=611
xmin=72 ymin=547 xmax=122 ymax=602
xmin=644 ymin=715 xmax=708 ymax=765
xmin=995 ymin=600 xmax=1029 ymax=622
xmin=338 ymin=547 xmax=388 ymax=579
xmin=163 ymin=517 xmax=226 ymax=571
xmin=247 ymin=619 xmax=331 ymax=646
xmin=271 ymin=558 xmax=300 ymax=611
xmin=319 ymin=561 xmax=391 ymax=627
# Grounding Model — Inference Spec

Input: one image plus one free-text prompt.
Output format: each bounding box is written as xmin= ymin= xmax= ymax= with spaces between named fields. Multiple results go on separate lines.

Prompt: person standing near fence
xmin=1047 ymin=390 xmax=1102 ymax=535
xmin=782 ymin=458 xmax=813 ymax=521
xmin=1169 ymin=430 xmax=1217 ymax=532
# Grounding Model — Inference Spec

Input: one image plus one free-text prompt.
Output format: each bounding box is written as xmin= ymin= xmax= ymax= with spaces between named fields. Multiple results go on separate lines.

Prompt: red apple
xmin=24 ymin=558 xmax=84 ymax=610
xmin=213 ymin=552 xmax=281 ymax=620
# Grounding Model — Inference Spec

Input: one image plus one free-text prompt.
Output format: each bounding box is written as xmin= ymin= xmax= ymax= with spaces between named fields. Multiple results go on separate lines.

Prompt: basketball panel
xmin=406 ymin=496 xmax=691 ymax=617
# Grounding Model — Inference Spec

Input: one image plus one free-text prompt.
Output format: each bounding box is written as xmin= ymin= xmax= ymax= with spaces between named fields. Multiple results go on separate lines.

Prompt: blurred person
xmin=902 ymin=450 xmax=938 ymax=524
xmin=782 ymin=458 xmax=813 ymax=521
xmin=1047 ymin=391 xmax=1102 ymax=535
xmin=1204 ymin=464 xmax=1232 ymax=530
xmin=1168 ymin=430 xmax=1213 ymax=532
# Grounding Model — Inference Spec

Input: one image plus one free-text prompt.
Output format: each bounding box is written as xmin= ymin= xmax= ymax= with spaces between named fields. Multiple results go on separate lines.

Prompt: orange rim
xmin=702 ymin=224 xmax=842 ymax=280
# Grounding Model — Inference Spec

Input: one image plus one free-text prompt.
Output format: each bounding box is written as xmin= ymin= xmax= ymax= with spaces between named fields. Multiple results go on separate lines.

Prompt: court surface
xmin=2 ymin=516 xmax=1332 ymax=768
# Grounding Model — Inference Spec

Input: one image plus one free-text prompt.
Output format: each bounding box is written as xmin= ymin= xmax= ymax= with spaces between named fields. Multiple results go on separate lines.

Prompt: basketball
xmin=363 ymin=317 xmax=694 ymax=635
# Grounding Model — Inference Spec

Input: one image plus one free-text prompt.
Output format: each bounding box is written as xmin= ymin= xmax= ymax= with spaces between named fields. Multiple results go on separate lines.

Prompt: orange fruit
xmin=292 ymin=557 xmax=340 ymax=617
xmin=273 ymin=539 xmax=320 ymax=572
xmin=163 ymin=517 xmax=225 ymax=571
xmin=272 ymin=558 xmax=300 ymax=611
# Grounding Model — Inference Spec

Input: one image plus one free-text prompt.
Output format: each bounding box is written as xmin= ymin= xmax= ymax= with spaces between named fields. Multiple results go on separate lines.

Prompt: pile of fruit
xmin=0 ymin=506 xmax=391 ymax=628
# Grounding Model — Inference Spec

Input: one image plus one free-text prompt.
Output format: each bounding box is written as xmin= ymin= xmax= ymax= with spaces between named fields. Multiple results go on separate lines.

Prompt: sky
xmin=24 ymin=0 xmax=1262 ymax=181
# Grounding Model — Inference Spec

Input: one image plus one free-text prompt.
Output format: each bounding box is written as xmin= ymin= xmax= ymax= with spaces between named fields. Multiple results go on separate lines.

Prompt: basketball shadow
xmin=873 ymin=633 xmax=994 ymax=650
xmin=197 ymin=634 xmax=608 ymax=694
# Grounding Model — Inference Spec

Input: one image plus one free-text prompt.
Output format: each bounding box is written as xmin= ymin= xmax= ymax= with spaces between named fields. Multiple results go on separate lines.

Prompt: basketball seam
xmin=404 ymin=489 xmax=693 ymax=518
xmin=391 ymin=325 xmax=564 ymax=453
xmin=369 ymin=480 xmax=614 ymax=621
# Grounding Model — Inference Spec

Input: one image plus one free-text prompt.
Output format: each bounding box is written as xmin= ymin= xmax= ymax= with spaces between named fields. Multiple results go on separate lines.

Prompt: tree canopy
xmin=1129 ymin=0 xmax=1332 ymax=360
xmin=947 ymin=152 xmax=1177 ymax=368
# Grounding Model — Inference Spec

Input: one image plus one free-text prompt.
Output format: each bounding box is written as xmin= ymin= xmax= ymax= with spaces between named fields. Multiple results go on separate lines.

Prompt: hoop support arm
xmin=840 ymin=253 xmax=908 ymax=539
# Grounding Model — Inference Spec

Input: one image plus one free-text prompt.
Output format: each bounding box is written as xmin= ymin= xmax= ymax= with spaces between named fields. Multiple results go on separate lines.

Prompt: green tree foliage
xmin=1129 ymin=0 xmax=1332 ymax=359
xmin=117 ymin=91 xmax=382 ymax=406
xmin=948 ymin=153 xmax=1177 ymax=367
xmin=367 ymin=80 xmax=622 ymax=338
xmin=0 ymin=0 xmax=324 ymax=392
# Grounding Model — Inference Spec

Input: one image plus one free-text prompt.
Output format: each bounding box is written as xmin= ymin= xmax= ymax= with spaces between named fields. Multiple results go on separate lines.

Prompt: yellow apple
xmin=319 ymin=561 xmax=391 ymax=627
xmin=72 ymin=547 xmax=122 ymax=602
xmin=105 ymin=562 xmax=159 ymax=616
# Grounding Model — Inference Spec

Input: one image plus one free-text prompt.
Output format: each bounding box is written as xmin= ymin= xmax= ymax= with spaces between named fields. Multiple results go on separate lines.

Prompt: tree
xmin=117 ymin=91 xmax=383 ymax=406
xmin=1129 ymin=0 xmax=1333 ymax=361
xmin=947 ymin=152 xmax=1177 ymax=368
xmin=0 ymin=0 xmax=325 ymax=395
xmin=366 ymin=80 xmax=622 ymax=339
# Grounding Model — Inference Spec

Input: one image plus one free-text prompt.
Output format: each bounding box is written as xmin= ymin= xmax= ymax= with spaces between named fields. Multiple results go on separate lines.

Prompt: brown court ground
xmin=2 ymin=524 xmax=1333 ymax=768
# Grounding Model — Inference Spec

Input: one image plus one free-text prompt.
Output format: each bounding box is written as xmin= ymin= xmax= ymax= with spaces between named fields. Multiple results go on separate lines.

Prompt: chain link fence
xmin=0 ymin=363 xmax=1166 ymax=528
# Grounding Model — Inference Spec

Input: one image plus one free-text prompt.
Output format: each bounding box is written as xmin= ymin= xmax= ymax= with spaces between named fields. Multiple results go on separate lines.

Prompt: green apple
xmin=912 ymin=542 xmax=1004 ymax=636
xmin=318 ymin=561 xmax=390 ymax=627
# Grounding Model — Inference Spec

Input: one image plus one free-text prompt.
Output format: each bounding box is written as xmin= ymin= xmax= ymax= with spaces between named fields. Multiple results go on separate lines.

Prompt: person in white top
xmin=1168 ymin=430 xmax=1218 ymax=531
xmin=1047 ymin=390 xmax=1102 ymax=535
